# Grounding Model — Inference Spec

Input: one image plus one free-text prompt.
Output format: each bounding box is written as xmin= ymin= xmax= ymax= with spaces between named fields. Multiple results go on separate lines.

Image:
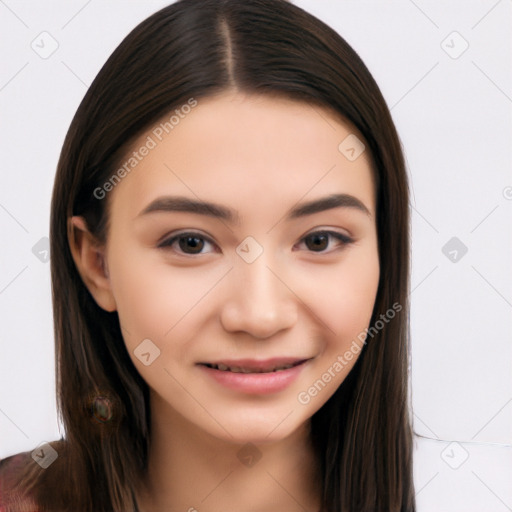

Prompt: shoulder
xmin=0 ymin=450 xmax=39 ymax=512
xmin=0 ymin=442 xmax=65 ymax=512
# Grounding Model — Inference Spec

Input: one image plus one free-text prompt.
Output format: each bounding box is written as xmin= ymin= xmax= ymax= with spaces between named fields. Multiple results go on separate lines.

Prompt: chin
xmin=204 ymin=408 xmax=311 ymax=446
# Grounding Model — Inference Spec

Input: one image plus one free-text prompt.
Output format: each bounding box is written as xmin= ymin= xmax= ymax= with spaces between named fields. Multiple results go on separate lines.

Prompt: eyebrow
xmin=137 ymin=193 xmax=371 ymax=223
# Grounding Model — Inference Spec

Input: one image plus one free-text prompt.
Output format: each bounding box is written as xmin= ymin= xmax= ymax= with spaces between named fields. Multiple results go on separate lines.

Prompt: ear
xmin=67 ymin=216 xmax=117 ymax=312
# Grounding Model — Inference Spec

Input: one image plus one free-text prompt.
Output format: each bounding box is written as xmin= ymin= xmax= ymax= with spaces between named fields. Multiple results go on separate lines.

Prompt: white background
xmin=0 ymin=1 xmax=511 ymax=511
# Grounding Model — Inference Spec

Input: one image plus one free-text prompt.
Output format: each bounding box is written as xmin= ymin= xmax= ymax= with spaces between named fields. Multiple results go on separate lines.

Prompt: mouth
xmin=197 ymin=357 xmax=311 ymax=394
xmin=199 ymin=358 xmax=309 ymax=374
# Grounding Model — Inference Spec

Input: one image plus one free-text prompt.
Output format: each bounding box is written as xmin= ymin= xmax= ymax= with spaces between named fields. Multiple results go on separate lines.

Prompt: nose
xmin=220 ymin=255 xmax=298 ymax=339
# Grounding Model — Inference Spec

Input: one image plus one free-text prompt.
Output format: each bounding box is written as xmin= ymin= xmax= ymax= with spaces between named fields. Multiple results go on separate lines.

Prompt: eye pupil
xmin=179 ymin=235 xmax=204 ymax=254
xmin=306 ymin=233 xmax=328 ymax=251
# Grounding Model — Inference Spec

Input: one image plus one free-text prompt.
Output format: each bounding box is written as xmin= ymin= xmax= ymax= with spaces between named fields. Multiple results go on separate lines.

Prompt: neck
xmin=136 ymin=391 xmax=322 ymax=512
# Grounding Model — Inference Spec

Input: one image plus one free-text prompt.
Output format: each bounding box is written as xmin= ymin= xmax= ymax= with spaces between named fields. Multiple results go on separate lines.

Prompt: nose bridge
xmin=238 ymin=252 xmax=279 ymax=304
xmin=220 ymin=246 xmax=297 ymax=338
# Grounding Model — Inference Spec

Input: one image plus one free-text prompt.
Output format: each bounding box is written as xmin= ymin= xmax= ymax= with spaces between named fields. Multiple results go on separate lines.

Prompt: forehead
xmin=108 ymin=91 xmax=375 ymax=220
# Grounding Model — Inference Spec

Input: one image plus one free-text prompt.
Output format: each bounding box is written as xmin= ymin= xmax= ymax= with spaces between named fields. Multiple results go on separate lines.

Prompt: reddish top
xmin=0 ymin=452 xmax=40 ymax=512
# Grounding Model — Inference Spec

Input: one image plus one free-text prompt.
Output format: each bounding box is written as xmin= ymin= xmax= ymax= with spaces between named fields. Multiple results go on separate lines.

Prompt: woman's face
xmin=101 ymin=91 xmax=379 ymax=443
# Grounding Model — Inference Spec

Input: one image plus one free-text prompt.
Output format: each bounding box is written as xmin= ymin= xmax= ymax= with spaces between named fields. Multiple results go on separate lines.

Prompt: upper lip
xmin=199 ymin=357 xmax=310 ymax=372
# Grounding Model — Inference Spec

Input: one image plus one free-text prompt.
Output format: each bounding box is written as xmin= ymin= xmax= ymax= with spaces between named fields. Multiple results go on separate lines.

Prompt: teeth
xmin=208 ymin=362 xmax=298 ymax=373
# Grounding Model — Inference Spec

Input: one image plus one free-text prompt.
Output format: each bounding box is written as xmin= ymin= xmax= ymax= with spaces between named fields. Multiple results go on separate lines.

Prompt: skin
xmin=69 ymin=91 xmax=380 ymax=512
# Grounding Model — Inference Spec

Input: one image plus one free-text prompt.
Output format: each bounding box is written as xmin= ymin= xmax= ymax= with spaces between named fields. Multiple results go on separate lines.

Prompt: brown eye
xmin=158 ymin=231 xmax=216 ymax=255
xmin=300 ymin=230 xmax=353 ymax=253
xmin=305 ymin=232 xmax=329 ymax=251
xmin=178 ymin=235 xmax=204 ymax=254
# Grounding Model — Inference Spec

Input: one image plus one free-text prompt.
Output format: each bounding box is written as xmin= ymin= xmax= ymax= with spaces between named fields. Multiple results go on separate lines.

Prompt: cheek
xmin=107 ymin=248 xmax=223 ymax=351
xmin=106 ymin=248 xmax=173 ymax=348
xmin=304 ymin=247 xmax=380 ymax=347
xmin=106 ymin=253 xmax=205 ymax=389
xmin=293 ymin=249 xmax=379 ymax=410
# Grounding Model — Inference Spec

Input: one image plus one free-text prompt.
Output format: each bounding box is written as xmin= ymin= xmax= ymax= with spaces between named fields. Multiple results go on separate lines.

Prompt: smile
xmin=198 ymin=358 xmax=311 ymax=394
xmin=202 ymin=360 xmax=304 ymax=373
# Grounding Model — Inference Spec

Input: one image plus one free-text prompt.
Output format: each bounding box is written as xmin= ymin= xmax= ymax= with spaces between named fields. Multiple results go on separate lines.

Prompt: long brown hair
xmin=17 ymin=1 xmax=415 ymax=510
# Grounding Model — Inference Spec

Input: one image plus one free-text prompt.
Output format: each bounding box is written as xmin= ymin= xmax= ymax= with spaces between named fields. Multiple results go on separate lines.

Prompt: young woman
xmin=0 ymin=0 xmax=415 ymax=510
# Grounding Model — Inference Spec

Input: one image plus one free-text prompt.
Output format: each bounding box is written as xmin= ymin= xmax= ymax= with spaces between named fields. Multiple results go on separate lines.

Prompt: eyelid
xmin=157 ymin=229 xmax=212 ymax=246
xmin=304 ymin=227 xmax=352 ymax=241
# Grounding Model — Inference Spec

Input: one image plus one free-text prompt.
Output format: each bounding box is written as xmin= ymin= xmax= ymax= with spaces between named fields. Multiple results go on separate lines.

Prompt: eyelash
xmin=157 ymin=230 xmax=353 ymax=256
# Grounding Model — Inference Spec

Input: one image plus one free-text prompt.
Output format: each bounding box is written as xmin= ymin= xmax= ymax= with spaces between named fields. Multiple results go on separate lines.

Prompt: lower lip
xmin=198 ymin=361 xmax=309 ymax=394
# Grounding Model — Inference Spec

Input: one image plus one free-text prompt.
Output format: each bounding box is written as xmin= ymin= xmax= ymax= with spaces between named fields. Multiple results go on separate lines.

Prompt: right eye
xmin=157 ymin=231 xmax=219 ymax=256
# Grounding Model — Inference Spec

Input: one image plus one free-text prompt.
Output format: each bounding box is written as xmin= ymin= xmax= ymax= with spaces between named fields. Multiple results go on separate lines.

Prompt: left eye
xmin=158 ymin=230 xmax=352 ymax=256
xmin=295 ymin=230 xmax=353 ymax=253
